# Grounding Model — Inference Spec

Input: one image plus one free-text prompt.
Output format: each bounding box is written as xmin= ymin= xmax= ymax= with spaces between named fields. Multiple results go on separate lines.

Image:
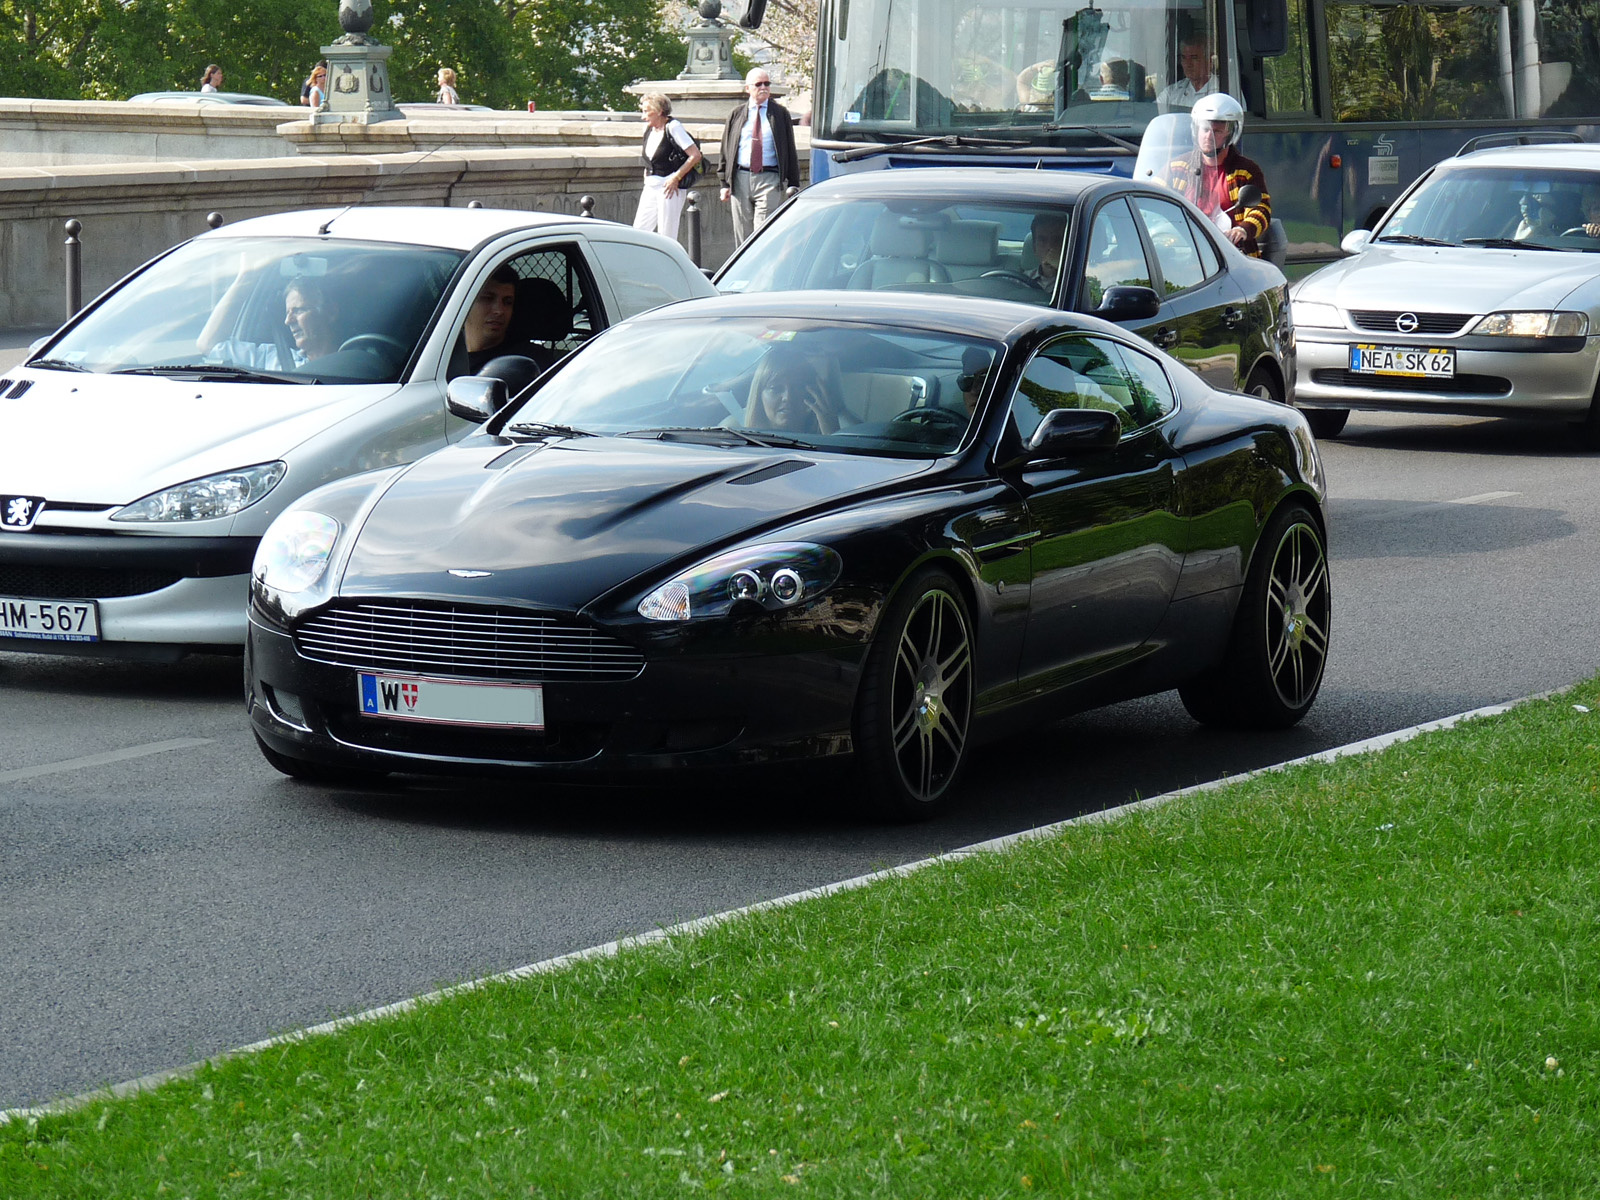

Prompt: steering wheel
xmin=889 ymin=405 xmax=968 ymax=432
xmin=338 ymin=334 xmax=408 ymax=359
xmin=1561 ymin=226 xmax=1599 ymax=238
xmin=980 ymin=269 xmax=1044 ymax=287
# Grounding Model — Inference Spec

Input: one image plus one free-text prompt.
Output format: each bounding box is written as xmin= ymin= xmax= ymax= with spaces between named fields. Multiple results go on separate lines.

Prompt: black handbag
xmin=651 ymin=128 xmax=700 ymax=189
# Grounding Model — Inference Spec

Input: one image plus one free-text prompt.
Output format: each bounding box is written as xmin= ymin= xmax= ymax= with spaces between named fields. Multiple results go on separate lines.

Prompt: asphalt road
xmin=3 ymin=409 xmax=1598 ymax=1111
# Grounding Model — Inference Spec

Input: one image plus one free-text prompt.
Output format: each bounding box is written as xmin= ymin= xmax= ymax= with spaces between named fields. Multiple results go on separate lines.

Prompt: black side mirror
xmin=1247 ymin=0 xmax=1289 ymax=56
xmin=446 ymin=376 xmax=507 ymax=423
xmin=1095 ymin=285 xmax=1162 ymax=322
xmin=1026 ymin=407 xmax=1122 ymax=458
xmin=1235 ymin=184 xmax=1263 ymax=211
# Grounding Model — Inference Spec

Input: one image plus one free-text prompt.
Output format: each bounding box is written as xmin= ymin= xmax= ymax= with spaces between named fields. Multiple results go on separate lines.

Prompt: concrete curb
xmin=0 ymin=693 xmax=1537 ymax=1124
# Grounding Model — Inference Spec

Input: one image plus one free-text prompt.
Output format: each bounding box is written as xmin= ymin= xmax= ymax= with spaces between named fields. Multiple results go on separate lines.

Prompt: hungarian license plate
xmin=1350 ymin=344 xmax=1455 ymax=378
xmin=0 ymin=597 xmax=100 ymax=642
xmin=357 ymin=672 xmax=545 ymax=729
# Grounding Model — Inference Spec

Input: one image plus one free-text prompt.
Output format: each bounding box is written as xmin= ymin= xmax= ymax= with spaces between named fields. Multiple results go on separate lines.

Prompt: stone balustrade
xmin=0 ymin=104 xmax=806 ymax=328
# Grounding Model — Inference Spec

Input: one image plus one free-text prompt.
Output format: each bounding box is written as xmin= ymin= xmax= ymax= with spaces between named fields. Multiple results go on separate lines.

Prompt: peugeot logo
xmin=1 ymin=495 xmax=45 ymax=531
xmin=1395 ymin=312 xmax=1419 ymax=333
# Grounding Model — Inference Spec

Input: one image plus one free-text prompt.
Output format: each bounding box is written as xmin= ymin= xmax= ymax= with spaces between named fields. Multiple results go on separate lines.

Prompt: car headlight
xmin=113 ymin=462 xmax=285 ymax=522
xmin=253 ymin=511 xmax=340 ymax=594
xmin=1290 ymin=300 xmax=1342 ymax=329
xmin=1473 ymin=311 xmax=1589 ymax=338
xmin=638 ymin=542 xmax=843 ymax=621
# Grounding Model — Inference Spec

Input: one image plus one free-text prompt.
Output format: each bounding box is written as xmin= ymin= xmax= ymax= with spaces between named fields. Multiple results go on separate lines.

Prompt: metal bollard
xmin=579 ymin=195 xmax=595 ymax=219
xmin=684 ymin=191 xmax=702 ymax=267
xmin=64 ymin=219 xmax=82 ymax=320
xmin=206 ymin=212 xmax=225 ymax=229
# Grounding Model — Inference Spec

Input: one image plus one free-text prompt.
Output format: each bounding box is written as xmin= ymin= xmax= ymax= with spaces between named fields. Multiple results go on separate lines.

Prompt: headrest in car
xmin=510 ymin=277 xmax=573 ymax=344
xmin=869 ymin=213 xmax=931 ymax=259
xmin=936 ymin=220 xmax=1000 ymax=266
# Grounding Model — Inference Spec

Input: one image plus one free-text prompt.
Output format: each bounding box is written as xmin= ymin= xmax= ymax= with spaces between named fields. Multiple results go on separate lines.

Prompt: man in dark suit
xmin=719 ymin=68 xmax=801 ymax=245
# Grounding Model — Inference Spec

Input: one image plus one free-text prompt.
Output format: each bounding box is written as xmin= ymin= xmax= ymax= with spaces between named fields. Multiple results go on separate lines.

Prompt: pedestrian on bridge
xmin=719 ymin=68 xmax=800 ymax=245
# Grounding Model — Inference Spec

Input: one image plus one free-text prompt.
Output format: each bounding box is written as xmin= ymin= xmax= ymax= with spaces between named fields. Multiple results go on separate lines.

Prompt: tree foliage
xmin=0 ymin=0 xmax=687 ymax=110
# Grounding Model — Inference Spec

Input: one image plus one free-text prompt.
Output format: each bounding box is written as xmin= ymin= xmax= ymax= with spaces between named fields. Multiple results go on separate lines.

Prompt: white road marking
xmin=1448 ymin=491 xmax=1520 ymax=505
xmin=0 ymin=694 xmax=1542 ymax=1123
xmin=0 ymin=738 xmax=212 ymax=785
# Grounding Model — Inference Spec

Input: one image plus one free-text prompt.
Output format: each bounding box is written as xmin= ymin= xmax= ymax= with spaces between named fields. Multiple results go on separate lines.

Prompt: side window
xmin=446 ymin=243 xmax=593 ymax=381
xmin=1080 ymin=199 xmax=1153 ymax=310
xmin=1132 ymin=195 xmax=1208 ymax=293
xmin=1107 ymin=340 xmax=1177 ymax=423
xmin=1187 ymin=212 xmax=1223 ymax=278
xmin=1328 ymin=2 xmax=1512 ymax=121
xmin=587 ymin=238 xmax=694 ymax=320
xmin=1009 ymin=335 xmax=1140 ymax=442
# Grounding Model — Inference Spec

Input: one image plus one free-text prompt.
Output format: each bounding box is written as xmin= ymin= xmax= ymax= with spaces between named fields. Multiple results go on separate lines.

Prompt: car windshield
xmin=506 ymin=317 xmax=1001 ymax=458
xmin=718 ymin=195 xmax=1075 ymax=303
xmin=41 ymin=236 xmax=464 ymax=383
xmin=1378 ymin=166 xmax=1600 ymax=251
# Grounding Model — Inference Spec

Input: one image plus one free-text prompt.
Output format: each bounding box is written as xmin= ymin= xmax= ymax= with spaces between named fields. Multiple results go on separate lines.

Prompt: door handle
xmin=1151 ymin=327 xmax=1179 ymax=348
xmin=1222 ymin=306 xmax=1244 ymax=327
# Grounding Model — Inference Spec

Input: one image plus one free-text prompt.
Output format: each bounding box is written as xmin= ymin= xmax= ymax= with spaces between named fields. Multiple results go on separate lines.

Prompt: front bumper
xmin=1295 ymin=330 xmax=1600 ymax=418
xmin=0 ymin=532 xmax=259 ymax=651
xmin=246 ymin=614 xmax=866 ymax=778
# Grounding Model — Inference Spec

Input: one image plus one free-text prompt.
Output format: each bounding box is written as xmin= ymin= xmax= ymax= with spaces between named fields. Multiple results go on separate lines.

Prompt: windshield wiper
xmin=1036 ymin=124 xmax=1141 ymax=152
xmin=114 ymin=363 xmax=310 ymax=384
xmin=28 ymin=357 xmax=89 ymax=373
xmin=505 ymin=420 xmax=591 ymax=439
xmin=622 ymin=426 xmax=813 ymax=449
xmin=1460 ymin=237 xmax=1567 ymax=251
xmin=1377 ymin=234 xmax=1457 ymax=247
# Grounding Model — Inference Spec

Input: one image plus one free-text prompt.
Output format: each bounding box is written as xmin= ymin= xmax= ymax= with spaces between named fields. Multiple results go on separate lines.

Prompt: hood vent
xmin=729 ymin=459 xmax=812 ymax=486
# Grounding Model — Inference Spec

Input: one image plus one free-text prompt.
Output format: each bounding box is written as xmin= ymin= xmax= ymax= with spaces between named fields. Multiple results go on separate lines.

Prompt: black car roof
xmin=631 ymin=290 xmax=1106 ymax=343
xmin=800 ymin=166 xmax=1118 ymax=205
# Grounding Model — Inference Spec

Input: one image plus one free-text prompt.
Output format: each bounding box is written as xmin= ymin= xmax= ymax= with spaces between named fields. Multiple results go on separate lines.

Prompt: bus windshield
xmin=816 ymin=0 xmax=1222 ymax=143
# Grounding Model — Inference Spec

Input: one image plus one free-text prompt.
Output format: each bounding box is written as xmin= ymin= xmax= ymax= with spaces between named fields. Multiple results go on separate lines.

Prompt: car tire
xmin=1245 ymin=367 xmax=1283 ymax=405
xmin=254 ymin=732 xmax=389 ymax=786
xmin=1301 ymin=407 xmax=1349 ymax=439
xmin=853 ymin=566 xmax=975 ymax=820
xmin=1179 ymin=501 xmax=1330 ymax=729
xmin=1575 ymin=388 xmax=1600 ymax=450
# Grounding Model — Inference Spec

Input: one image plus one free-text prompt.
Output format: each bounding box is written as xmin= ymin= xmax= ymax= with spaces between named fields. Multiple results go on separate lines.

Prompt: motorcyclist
xmin=1160 ymin=94 xmax=1271 ymax=257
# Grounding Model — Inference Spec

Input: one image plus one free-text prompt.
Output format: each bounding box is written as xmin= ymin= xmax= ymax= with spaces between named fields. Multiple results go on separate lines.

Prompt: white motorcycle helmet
xmin=1191 ymin=92 xmax=1244 ymax=154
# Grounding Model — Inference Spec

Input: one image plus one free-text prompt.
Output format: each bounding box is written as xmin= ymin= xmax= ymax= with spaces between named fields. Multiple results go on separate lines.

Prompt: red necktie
xmin=750 ymin=105 xmax=764 ymax=173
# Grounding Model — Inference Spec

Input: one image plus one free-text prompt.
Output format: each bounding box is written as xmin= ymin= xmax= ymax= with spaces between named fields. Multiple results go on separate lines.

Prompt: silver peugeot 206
xmin=1291 ymin=141 xmax=1600 ymax=445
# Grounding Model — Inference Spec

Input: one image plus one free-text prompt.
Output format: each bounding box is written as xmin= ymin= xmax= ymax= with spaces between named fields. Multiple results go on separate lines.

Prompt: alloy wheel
xmin=889 ymin=588 xmax=973 ymax=804
xmin=1264 ymin=519 xmax=1330 ymax=710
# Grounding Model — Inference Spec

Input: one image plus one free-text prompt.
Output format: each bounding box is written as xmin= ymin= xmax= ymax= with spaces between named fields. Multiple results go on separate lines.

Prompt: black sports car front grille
xmin=1310 ymin=369 xmax=1512 ymax=395
xmin=295 ymin=600 xmax=645 ymax=682
xmin=1348 ymin=310 xmax=1473 ymax=335
xmin=0 ymin=564 xmax=182 ymax=599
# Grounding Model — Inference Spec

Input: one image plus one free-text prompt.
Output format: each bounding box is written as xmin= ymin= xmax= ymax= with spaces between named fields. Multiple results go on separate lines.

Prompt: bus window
xmin=1327 ymin=0 xmax=1586 ymax=122
xmin=1258 ymin=0 xmax=1314 ymax=117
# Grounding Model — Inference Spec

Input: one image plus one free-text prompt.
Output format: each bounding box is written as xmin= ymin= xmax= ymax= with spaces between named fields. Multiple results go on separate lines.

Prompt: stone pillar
xmin=317 ymin=41 xmax=401 ymax=125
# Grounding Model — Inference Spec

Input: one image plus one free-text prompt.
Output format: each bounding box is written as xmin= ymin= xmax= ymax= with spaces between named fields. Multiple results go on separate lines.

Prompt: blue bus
xmin=808 ymin=0 xmax=1600 ymax=268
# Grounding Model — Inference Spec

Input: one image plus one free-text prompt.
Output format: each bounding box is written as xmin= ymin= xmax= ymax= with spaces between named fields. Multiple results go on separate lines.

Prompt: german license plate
xmin=357 ymin=672 xmax=545 ymax=729
xmin=0 ymin=596 xmax=100 ymax=642
xmin=1350 ymin=344 xmax=1455 ymax=378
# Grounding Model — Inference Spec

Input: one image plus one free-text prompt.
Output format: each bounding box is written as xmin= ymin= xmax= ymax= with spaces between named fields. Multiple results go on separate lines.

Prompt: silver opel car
xmin=1292 ymin=142 xmax=1600 ymax=444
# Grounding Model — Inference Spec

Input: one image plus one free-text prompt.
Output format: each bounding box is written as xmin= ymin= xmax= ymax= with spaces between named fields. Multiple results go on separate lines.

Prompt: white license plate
xmin=357 ymin=672 xmax=545 ymax=729
xmin=0 ymin=596 xmax=100 ymax=642
xmin=1350 ymin=344 xmax=1456 ymax=378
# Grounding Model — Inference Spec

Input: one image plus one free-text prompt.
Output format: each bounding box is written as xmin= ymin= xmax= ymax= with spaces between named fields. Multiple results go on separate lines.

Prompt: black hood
xmin=337 ymin=436 xmax=936 ymax=611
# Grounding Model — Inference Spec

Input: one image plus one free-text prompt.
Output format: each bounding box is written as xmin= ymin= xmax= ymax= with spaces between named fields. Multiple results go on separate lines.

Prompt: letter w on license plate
xmin=358 ymin=672 xmax=545 ymax=729
xmin=1350 ymin=344 xmax=1455 ymax=378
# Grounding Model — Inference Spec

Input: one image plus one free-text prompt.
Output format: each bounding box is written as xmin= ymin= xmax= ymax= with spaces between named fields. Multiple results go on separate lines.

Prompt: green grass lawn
xmin=5 ymin=682 xmax=1599 ymax=1198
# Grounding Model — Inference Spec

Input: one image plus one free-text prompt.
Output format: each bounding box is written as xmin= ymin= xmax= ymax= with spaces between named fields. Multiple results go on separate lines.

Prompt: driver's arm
xmin=197 ymin=263 xmax=265 ymax=356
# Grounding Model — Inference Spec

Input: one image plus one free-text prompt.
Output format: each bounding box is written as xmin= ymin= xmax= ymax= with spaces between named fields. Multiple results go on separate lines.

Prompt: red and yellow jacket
xmin=1163 ymin=148 xmax=1271 ymax=257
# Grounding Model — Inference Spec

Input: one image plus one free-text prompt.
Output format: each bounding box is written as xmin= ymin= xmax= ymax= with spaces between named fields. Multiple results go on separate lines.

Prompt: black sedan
xmin=715 ymin=167 xmax=1295 ymax=406
xmin=245 ymin=293 xmax=1330 ymax=818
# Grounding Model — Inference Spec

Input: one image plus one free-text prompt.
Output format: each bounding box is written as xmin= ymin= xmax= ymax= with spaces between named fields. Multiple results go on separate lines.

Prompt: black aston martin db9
xmin=245 ymin=292 xmax=1330 ymax=818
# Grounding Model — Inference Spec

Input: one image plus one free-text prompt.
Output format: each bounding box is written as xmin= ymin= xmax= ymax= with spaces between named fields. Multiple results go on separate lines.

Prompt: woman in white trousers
xmin=634 ymin=94 xmax=703 ymax=241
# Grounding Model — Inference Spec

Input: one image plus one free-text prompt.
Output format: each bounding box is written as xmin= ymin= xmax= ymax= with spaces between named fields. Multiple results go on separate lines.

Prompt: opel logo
xmin=1395 ymin=312 xmax=1419 ymax=333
